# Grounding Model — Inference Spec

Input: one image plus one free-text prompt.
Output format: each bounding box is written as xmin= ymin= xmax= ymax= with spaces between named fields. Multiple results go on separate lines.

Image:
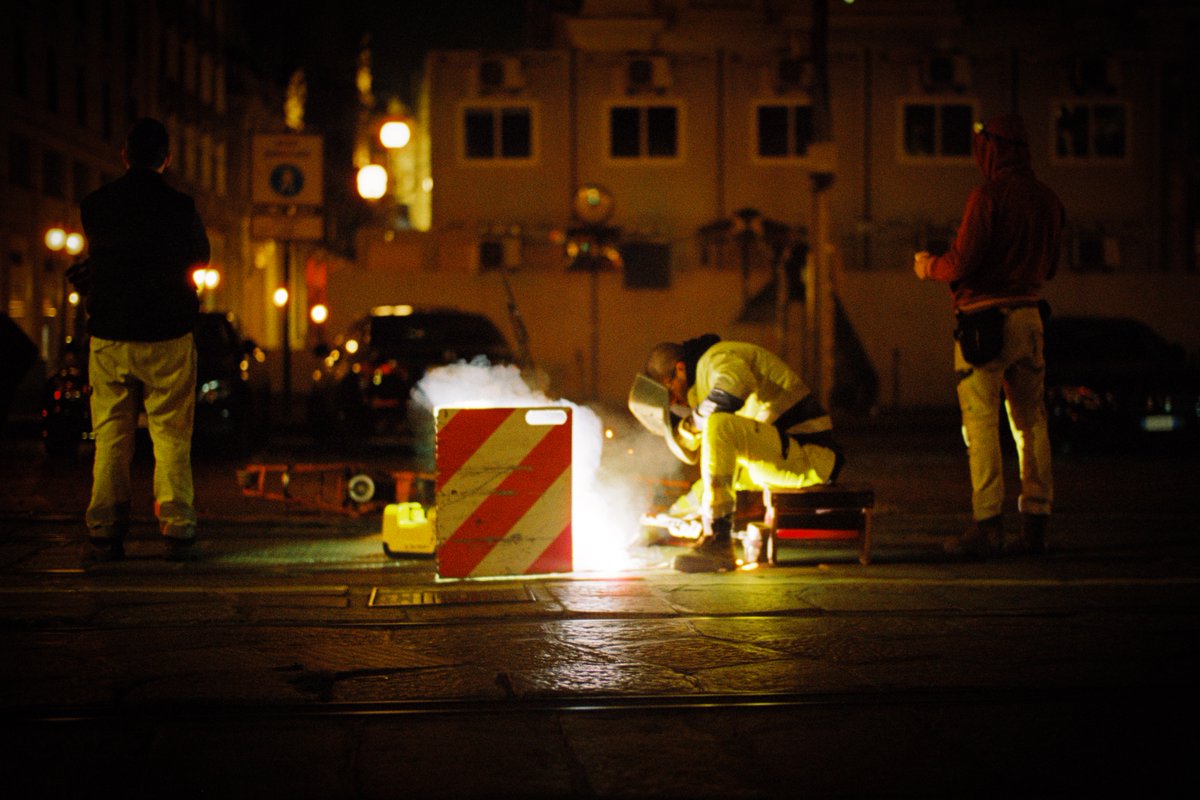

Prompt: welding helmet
xmin=628 ymin=373 xmax=699 ymax=465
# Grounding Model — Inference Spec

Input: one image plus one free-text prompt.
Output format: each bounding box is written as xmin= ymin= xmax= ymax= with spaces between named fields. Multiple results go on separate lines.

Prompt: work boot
xmin=1008 ymin=513 xmax=1048 ymax=555
xmin=81 ymin=523 xmax=127 ymax=566
xmin=673 ymin=515 xmax=737 ymax=573
xmin=80 ymin=536 xmax=125 ymax=566
xmin=943 ymin=515 xmax=1003 ymax=559
xmin=165 ymin=533 xmax=200 ymax=562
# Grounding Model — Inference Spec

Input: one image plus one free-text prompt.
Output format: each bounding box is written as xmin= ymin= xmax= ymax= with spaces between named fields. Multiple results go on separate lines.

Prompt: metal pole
xmin=590 ymin=266 xmax=600 ymax=401
xmin=281 ymin=241 xmax=292 ymax=423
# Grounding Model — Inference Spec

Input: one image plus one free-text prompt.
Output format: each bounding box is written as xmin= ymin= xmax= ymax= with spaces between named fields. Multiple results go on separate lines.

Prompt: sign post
xmin=252 ymin=133 xmax=325 ymax=422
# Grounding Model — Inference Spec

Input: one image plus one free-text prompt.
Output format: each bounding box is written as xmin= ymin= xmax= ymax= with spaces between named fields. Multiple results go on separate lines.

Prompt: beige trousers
xmin=86 ymin=333 xmax=197 ymax=538
xmin=956 ymin=305 xmax=1054 ymax=520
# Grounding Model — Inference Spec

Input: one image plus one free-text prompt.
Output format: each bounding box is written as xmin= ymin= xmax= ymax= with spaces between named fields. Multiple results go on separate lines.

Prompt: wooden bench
xmin=756 ymin=483 xmax=875 ymax=566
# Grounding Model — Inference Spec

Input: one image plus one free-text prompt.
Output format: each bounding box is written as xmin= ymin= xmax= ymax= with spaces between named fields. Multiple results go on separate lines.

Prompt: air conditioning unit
xmin=920 ymin=53 xmax=971 ymax=93
xmin=1070 ymin=55 xmax=1121 ymax=96
xmin=627 ymin=56 xmax=671 ymax=94
xmin=479 ymin=57 xmax=524 ymax=94
xmin=775 ymin=57 xmax=813 ymax=93
xmin=477 ymin=237 xmax=522 ymax=272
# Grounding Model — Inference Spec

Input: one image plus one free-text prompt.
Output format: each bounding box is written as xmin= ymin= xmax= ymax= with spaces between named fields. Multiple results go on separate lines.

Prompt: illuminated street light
xmin=357 ymin=164 xmax=387 ymax=200
xmin=309 ymin=303 xmax=328 ymax=325
xmin=45 ymin=227 xmax=87 ymax=254
xmin=44 ymin=228 xmax=67 ymax=251
xmin=272 ymin=286 xmax=289 ymax=308
xmin=379 ymin=120 xmax=411 ymax=149
xmin=192 ymin=267 xmax=220 ymax=291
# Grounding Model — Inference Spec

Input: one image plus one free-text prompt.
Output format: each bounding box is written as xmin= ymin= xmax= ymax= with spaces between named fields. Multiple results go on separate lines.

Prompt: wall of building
xmin=383 ymin=1 xmax=1198 ymax=414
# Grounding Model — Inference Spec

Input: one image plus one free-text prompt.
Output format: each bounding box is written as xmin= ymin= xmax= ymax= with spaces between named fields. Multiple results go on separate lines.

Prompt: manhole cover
xmin=369 ymin=586 xmax=534 ymax=607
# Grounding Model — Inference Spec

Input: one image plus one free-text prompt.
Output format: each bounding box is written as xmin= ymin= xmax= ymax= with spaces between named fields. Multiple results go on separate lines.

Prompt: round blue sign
xmin=270 ymin=164 xmax=304 ymax=197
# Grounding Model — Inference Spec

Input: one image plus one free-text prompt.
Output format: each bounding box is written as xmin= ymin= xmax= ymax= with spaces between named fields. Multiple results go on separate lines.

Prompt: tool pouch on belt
xmin=954 ymin=307 xmax=1005 ymax=366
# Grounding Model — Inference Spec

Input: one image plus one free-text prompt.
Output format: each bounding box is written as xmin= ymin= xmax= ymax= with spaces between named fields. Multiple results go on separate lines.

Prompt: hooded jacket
xmin=926 ymin=114 xmax=1066 ymax=313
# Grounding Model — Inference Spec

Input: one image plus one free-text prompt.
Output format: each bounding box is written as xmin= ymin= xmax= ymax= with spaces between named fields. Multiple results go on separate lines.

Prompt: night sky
xmin=245 ymin=1 xmax=548 ymax=115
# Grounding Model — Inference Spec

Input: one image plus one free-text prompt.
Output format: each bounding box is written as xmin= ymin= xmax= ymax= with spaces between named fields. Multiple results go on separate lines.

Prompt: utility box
xmin=434 ymin=406 xmax=573 ymax=578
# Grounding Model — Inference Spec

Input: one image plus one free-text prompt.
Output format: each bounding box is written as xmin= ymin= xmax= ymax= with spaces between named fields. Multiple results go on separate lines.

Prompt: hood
xmin=974 ymin=113 xmax=1031 ymax=180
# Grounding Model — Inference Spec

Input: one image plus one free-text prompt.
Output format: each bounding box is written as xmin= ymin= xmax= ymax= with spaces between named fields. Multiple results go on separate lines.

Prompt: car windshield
xmin=369 ymin=313 xmax=508 ymax=358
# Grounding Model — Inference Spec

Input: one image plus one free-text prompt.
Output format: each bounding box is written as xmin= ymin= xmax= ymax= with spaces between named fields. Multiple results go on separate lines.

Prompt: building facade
xmin=1 ymin=0 xmax=289 ymax=392
xmin=332 ymin=1 xmax=1200 ymax=408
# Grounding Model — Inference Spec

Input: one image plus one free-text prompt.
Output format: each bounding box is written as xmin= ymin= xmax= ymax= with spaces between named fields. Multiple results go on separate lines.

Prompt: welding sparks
xmin=412 ymin=359 xmax=656 ymax=572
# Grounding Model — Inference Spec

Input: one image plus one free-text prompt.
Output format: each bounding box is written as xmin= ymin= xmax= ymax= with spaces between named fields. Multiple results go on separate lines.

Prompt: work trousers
xmin=956 ymin=305 xmax=1053 ymax=520
xmin=701 ymin=413 xmax=835 ymax=520
xmin=86 ymin=333 xmax=197 ymax=539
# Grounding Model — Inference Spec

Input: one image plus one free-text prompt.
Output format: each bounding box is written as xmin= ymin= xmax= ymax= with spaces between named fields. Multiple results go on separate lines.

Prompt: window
xmin=102 ymin=84 xmax=112 ymax=141
xmin=43 ymin=150 xmax=65 ymax=198
xmin=1053 ymin=101 xmax=1128 ymax=162
xmin=609 ymin=104 xmax=679 ymax=160
xmin=8 ymin=134 xmax=33 ymax=188
xmin=46 ymin=47 xmax=59 ymax=113
xmin=756 ymin=103 xmax=814 ymax=159
xmin=215 ymin=141 xmax=227 ymax=196
xmin=75 ymin=64 xmax=87 ymax=128
xmin=899 ymin=99 xmax=977 ymax=162
xmin=13 ymin=29 xmax=28 ymax=97
xmin=72 ymin=161 xmax=91 ymax=203
xmin=463 ymin=106 xmax=533 ymax=160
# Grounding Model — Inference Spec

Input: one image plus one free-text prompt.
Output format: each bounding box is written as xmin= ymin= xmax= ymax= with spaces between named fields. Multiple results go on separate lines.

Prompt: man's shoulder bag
xmin=954 ymin=307 xmax=1005 ymax=366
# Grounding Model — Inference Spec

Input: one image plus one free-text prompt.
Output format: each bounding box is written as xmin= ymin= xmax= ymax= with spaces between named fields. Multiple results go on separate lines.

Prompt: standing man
xmin=630 ymin=334 xmax=843 ymax=572
xmin=914 ymin=113 xmax=1065 ymax=558
xmin=80 ymin=118 xmax=210 ymax=564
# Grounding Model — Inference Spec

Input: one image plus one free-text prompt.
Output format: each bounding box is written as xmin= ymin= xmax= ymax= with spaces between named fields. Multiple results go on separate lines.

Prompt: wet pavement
xmin=2 ymin=410 xmax=1199 ymax=797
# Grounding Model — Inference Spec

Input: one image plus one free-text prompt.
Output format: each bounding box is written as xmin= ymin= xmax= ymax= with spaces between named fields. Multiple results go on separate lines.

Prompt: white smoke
xmin=412 ymin=358 xmax=663 ymax=572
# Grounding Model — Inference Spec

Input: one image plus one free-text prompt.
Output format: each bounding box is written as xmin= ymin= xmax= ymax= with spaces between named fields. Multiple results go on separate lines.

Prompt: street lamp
xmin=356 ymin=164 xmax=387 ymax=200
xmin=44 ymin=226 xmax=87 ymax=363
xmin=309 ymin=302 xmax=328 ymax=347
xmin=273 ymin=285 xmax=292 ymax=420
xmin=379 ymin=120 xmax=411 ymax=149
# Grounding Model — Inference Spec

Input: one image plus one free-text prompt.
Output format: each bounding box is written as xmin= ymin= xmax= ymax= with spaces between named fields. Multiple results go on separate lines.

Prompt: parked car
xmin=40 ymin=311 xmax=270 ymax=455
xmin=191 ymin=310 xmax=272 ymax=451
xmin=1044 ymin=315 xmax=1200 ymax=452
xmin=309 ymin=305 xmax=513 ymax=439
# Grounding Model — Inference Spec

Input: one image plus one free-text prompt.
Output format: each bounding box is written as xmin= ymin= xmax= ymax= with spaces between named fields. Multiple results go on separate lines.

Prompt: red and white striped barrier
xmin=435 ymin=406 xmax=573 ymax=578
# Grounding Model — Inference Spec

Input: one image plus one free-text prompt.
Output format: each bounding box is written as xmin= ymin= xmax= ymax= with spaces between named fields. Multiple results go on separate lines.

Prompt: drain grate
xmin=369 ymin=585 xmax=534 ymax=607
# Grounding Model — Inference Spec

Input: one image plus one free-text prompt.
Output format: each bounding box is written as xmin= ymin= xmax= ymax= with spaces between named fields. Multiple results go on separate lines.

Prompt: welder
xmin=629 ymin=334 xmax=843 ymax=572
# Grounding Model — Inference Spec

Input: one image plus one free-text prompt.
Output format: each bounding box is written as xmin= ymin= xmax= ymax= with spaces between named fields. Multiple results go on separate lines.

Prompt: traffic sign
xmin=252 ymin=134 xmax=324 ymax=207
xmin=251 ymin=212 xmax=324 ymax=242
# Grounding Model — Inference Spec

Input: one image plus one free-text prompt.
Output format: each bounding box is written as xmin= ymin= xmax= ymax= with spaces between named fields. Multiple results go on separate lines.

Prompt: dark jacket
xmin=80 ymin=168 xmax=209 ymax=341
xmin=927 ymin=114 xmax=1065 ymax=314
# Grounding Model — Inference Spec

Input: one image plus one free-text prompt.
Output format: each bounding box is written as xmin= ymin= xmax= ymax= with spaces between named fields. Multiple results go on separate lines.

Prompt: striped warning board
xmin=435 ymin=406 xmax=573 ymax=578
